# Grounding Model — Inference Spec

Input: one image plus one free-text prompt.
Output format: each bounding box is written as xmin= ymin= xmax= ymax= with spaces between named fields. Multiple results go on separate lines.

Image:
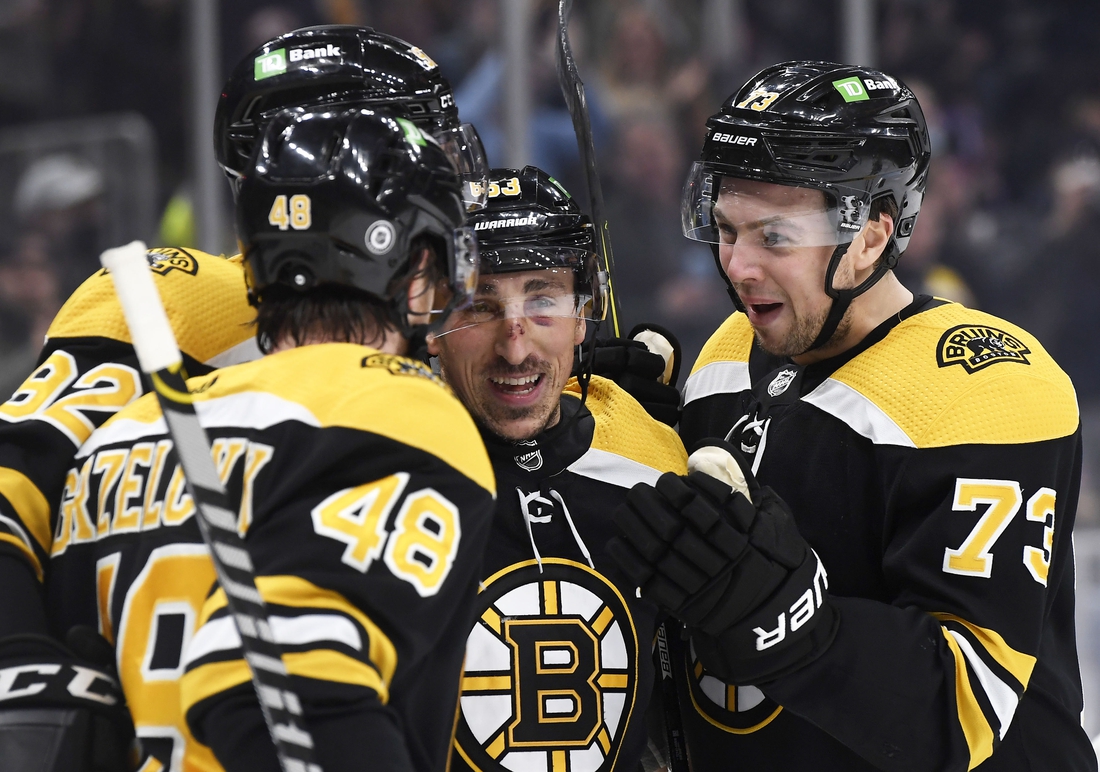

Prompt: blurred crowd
xmin=1 ymin=0 xmax=1100 ymax=515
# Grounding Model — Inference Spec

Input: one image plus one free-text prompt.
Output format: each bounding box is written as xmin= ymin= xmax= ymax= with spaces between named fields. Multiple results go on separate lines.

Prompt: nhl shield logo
xmin=937 ymin=325 xmax=1031 ymax=374
xmin=767 ymin=368 xmax=798 ymax=397
xmin=514 ymin=440 xmax=543 ymax=472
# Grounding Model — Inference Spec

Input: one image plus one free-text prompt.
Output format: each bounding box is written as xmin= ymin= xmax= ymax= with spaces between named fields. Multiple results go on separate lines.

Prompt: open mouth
xmin=488 ymin=373 xmax=543 ymax=397
xmin=748 ymin=302 xmax=782 ymax=323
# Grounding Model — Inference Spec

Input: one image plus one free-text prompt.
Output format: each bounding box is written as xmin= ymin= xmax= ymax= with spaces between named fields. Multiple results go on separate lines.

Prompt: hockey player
xmin=49 ymin=107 xmax=494 ymax=772
xmin=609 ymin=62 xmax=1096 ymax=770
xmin=426 ymin=166 xmax=687 ymax=772
xmin=0 ymin=25 xmax=487 ymax=769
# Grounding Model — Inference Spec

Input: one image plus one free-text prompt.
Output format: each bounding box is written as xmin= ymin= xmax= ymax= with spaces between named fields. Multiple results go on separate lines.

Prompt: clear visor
xmin=434 ymin=123 xmax=490 ymax=211
xmin=451 ymin=226 xmax=480 ymax=301
xmin=681 ymin=161 xmax=870 ymax=249
xmin=434 ymin=267 xmax=588 ymax=337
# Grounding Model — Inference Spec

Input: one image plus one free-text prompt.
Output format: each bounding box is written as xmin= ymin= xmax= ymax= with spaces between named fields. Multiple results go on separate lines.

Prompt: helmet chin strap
xmin=801 ymin=238 xmax=897 ymax=355
xmin=710 ymin=236 xmax=897 ymax=357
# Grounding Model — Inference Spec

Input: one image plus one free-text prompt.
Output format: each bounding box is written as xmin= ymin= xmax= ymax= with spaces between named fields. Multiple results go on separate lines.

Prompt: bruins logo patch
xmin=455 ymin=559 xmax=638 ymax=772
xmin=936 ymin=325 xmax=1031 ymax=373
xmin=146 ymin=248 xmax=199 ymax=276
xmin=361 ymin=354 xmax=445 ymax=387
xmin=684 ymin=638 xmax=782 ymax=734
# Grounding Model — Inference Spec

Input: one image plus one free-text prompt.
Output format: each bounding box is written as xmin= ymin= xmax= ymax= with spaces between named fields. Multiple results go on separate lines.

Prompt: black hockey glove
xmin=577 ymin=324 xmax=682 ymax=426
xmin=0 ymin=630 xmax=135 ymax=771
xmin=607 ymin=441 xmax=838 ymax=685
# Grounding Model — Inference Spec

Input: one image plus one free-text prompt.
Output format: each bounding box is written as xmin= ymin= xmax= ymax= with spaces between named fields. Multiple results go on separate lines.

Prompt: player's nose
xmin=720 ymin=242 xmax=766 ymax=285
xmin=494 ymin=318 xmax=534 ymax=364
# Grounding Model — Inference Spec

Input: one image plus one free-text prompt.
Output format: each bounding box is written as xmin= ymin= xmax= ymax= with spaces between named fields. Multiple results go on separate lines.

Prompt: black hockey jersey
xmin=676 ymin=297 xmax=1094 ymax=771
xmin=0 ymin=248 xmax=258 ymax=588
xmin=48 ymin=343 xmax=496 ymax=772
xmin=451 ymin=376 xmax=687 ymax=772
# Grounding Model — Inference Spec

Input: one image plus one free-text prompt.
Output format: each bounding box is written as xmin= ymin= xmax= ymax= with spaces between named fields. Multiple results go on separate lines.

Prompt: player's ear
xmin=426 ymin=331 xmax=442 ymax=356
xmin=852 ymin=213 xmax=894 ymax=274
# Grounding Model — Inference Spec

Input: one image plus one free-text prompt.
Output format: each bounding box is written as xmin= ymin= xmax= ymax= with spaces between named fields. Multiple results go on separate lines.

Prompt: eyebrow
xmin=475 ymin=276 xmax=570 ymax=296
xmin=712 ymin=204 xmax=810 ymax=233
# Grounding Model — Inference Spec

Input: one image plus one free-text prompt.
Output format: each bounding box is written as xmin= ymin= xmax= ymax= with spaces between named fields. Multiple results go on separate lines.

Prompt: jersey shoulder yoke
xmin=829 ymin=303 xmax=1078 ymax=447
xmin=47 ymin=249 xmax=258 ymax=368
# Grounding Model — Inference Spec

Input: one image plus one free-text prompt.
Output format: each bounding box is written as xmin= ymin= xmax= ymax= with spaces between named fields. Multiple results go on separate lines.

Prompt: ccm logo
xmin=752 ymin=552 xmax=828 ymax=651
xmin=712 ymin=133 xmax=757 ymax=146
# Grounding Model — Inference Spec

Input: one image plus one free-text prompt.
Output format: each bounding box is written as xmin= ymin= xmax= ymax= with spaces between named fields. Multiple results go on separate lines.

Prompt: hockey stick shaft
xmin=656 ymin=621 xmax=692 ymax=772
xmin=556 ymin=0 xmax=623 ymax=336
xmin=100 ymin=241 xmax=322 ymax=772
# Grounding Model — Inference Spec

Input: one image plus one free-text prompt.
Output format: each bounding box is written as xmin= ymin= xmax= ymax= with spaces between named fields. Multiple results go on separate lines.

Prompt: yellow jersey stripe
xmin=941 ymin=628 xmax=995 ymax=769
xmin=931 ymin=613 xmax=1036 ymax=689
xmin=180 ymin=659 xmax=253 ymax=720
xmin=203 ymin=575 xmax=398 ymax=687
xmin=283 ymin=649 xmax=389 ymax=703
xmin=0 ymin=466 xmax=52 ymax=553
xmin=563 ymin=376 xmax=687 ymax=475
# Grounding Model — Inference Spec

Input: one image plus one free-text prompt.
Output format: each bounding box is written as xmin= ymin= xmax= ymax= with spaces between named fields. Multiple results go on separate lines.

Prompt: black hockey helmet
xmin=236 ymin=107 xmax=479 ymax=338
xmin=683 ymin=60 xmax=931 ymax=349
xmin=216 ymin=25 xmax=488 ymax=209
xmin=467 ymin=165 xmax=607 ymax=322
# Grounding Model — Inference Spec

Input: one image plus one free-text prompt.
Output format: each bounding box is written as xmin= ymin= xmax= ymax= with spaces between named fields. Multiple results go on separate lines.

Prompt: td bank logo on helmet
xmin=254 ymin=44 xmax=343 ymax=80
xmin=473 ymin=214 xmax=538 ymax=231
xmin=833 ymin=75 xmax=899 ymax=102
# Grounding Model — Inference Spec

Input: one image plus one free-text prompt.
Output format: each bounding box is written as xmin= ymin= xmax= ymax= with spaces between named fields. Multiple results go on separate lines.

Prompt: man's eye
xmin=717 ymin=223 xmax=737 ymax=242
xmin=470 ymin=300 xmax=498 ymax=315
xmin=762 ymin=229 xmax=789 ymax=247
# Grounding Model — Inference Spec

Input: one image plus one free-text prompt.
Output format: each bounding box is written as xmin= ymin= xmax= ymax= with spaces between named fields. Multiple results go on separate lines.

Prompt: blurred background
xmin=2 ymin=0 xmax=1100 ymax=736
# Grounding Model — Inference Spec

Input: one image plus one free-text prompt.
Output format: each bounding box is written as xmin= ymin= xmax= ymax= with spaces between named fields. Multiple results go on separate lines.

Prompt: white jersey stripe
xmin=185 ymin=613 xmax=363 ymax=667
xmin=567 ymin=448 xmax=663 ymax=489
xmin=802 ymin=379 xmax=915 ymax=448
xmin=948 ymin=629 xmax=1020 ymax=740
xmin=203 ymin=338 xmax=263 ymax=369
xmin=78 ymin=392 xmax=321 ymax=458
xmin=683 ymin=361 xmax=751 ymax=406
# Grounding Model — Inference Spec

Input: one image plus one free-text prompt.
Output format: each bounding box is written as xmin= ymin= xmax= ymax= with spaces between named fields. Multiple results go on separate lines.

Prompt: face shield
xmin=681 ymin=161 xmax=871 ymax=251
xmin=433 ymin=123 xmax=490 ymax=211
xmin=433 ymin=264 xmax=590 ymax=337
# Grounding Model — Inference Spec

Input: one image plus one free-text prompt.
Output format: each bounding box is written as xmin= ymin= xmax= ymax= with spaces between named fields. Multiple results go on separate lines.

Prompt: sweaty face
xmin=714 ymin=178 xmax=852 ymax=358
xmin=428 ymin=269 xmax=586 ymax=441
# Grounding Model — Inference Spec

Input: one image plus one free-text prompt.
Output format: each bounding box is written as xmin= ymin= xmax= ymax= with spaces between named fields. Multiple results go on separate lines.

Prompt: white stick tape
xmin=99 ymin=241 xmax=182 ymax=374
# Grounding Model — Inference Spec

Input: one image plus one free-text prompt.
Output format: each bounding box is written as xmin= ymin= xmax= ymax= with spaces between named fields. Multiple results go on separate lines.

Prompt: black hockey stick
xmin=655 ymin=621 xmax=692 ymax=772
xmin=556 ymin=0 xmax=623 ymax=336
xmin=100 ymin=241 xmax=322 ymax=772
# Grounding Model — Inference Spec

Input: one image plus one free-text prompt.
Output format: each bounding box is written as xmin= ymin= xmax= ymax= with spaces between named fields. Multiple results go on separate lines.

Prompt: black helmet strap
xmin=803 ymin=230 xmax=897 ymax=354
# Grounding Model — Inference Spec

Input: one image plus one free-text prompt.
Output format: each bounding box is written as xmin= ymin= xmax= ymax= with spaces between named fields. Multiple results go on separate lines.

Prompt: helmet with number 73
xmin=235 ymin=107 xmax=479 ymax=339
xmin=682 ymin=60 xmax=931 ymax=349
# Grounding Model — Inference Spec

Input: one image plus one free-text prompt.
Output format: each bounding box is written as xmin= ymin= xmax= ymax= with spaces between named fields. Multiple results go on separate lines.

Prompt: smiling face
xmin=428 ymin=268 xmax=586 ymax=441
xmin=713 ymin=177 xmax=854 ymax=358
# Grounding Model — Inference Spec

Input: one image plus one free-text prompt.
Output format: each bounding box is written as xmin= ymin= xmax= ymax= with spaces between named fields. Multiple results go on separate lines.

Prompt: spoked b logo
xmin=455 ymin=559 xmax=638 ymax=772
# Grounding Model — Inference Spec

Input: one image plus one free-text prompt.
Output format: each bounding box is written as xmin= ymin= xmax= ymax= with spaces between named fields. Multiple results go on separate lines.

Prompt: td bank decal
xmin=936 ymin=324 xmax=1031 ymax=373
xmin=456 ymin=559 xmax=638 ymax=772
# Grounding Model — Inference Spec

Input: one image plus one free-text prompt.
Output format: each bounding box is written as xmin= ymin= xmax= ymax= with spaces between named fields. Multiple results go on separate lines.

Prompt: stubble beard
xmin=756 ymin=301 xmax=853 ymax=358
